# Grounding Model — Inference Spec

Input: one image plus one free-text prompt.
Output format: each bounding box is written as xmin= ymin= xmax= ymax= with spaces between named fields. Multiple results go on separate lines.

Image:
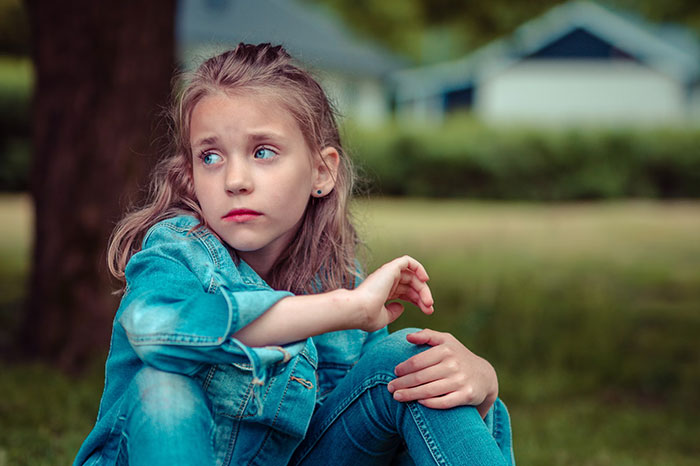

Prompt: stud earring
xmin=316 ymin=190 xmax=322 ymax=195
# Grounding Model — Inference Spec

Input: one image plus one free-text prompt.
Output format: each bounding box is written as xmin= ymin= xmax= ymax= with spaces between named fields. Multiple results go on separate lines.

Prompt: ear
xmin=311 ymin=146 xmax=340 ymax=197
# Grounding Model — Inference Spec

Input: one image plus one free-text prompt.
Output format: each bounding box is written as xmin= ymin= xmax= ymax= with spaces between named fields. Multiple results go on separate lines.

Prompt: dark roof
xmin=177 ymin=0 xmax=405 ymax=77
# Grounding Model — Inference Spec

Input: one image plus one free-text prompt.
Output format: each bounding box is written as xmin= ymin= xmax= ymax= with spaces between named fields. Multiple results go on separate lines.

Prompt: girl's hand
xmin=354 ymin=256 xmax=434 ymax=332
xmin=387 ymin=329 xmax=498 ymax=418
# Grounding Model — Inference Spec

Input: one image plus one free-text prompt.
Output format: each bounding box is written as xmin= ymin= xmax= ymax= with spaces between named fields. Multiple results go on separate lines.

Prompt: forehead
xmin=190 ymin=90 xmax=299 ymax=133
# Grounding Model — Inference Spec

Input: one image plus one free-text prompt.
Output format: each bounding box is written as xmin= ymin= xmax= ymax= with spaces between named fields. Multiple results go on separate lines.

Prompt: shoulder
xmin=143 ymin=214 xmax=202 ymax=245
xmin=141 ymin=215 xmax=230 ymax=266
xmin=131 ymin=215 xmax=265 ymax=291
xmin=127 ymin=215 xmax=233 ymax=282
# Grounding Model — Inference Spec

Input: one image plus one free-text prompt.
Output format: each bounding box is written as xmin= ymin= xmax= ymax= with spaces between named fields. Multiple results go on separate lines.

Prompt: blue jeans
xmin=113 ymin=367 xmax=217 ymax=465
xmin=113 ymin=329 xmax=514 ymax=465
xmin=291 ymin=328 xmax=515 ymax=465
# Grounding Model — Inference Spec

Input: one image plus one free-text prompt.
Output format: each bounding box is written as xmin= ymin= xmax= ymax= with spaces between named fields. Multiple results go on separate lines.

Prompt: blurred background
xmin=1 ymin=0 xmax=699 ymax=464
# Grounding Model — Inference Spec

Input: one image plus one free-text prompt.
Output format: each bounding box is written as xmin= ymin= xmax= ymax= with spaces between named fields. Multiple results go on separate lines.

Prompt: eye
xmin=200 ymin=151 xmax=223 ymax=165
xmin=254 ymin=146 xmax=277 ymax=160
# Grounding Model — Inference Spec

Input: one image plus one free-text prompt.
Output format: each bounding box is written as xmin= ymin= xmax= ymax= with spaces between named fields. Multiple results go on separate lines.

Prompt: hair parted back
xmin=108 ymin=43 xmax=360 ymax=294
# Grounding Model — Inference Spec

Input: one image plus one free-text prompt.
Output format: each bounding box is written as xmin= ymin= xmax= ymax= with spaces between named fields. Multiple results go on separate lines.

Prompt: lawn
xmin=1 ymin=195 xmax=699 ymax=465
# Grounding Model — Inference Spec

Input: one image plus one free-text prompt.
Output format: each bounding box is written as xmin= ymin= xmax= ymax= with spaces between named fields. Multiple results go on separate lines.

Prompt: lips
xmin=222 ymin=209 xmax=262 ymax=223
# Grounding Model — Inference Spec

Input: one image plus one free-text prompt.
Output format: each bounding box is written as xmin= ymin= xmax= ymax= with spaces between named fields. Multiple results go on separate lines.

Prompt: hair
xmin=107 ymin=43 xmax=360 ymax=294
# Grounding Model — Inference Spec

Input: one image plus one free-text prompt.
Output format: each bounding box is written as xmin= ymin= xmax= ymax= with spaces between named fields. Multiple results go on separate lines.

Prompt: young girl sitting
xmin=74 ymin=43 xmax=515 ymax=466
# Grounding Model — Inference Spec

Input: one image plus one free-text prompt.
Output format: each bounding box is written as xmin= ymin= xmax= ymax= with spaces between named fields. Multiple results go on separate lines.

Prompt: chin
xmin=222 ymin=238 xmax=266 ymax=253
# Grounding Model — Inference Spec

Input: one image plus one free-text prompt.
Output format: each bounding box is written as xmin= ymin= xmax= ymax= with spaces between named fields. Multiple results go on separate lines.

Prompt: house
xmin=392 ymin=1 xmax=700 ymax=125
xmin=176 ymin=0 xmax=405 ymax=125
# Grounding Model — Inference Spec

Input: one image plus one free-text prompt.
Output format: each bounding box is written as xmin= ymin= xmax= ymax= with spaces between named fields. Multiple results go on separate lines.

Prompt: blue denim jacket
xmin=74 ymin=215 xmax=387 ymax=465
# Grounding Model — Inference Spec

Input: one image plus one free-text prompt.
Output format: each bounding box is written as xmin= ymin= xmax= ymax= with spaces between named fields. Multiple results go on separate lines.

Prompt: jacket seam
xmin=124 ymin=331 xmax=228 ymax=346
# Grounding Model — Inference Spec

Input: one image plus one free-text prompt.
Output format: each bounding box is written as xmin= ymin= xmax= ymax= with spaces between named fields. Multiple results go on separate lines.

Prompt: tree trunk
xmin=23 ymin=0 xmax=175 ymax=371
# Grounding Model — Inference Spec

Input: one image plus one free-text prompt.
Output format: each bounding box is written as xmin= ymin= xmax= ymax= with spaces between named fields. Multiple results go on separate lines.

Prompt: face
xmin=189 ymin=92 xmax=325 ymax=276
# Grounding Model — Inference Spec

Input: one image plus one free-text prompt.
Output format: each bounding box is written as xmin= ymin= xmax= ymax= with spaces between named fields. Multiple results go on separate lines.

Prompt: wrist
xmin=328 ymin=288 xmax=362 ymax=331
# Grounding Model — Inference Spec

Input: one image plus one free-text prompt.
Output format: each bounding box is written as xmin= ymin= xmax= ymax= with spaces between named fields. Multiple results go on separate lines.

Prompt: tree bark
xmin=23 ymin=0 xmax=175 ymax=371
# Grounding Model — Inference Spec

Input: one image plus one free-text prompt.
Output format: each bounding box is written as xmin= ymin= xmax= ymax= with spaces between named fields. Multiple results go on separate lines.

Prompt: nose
xmin=224 ymin=159 xmax=253 ymax=195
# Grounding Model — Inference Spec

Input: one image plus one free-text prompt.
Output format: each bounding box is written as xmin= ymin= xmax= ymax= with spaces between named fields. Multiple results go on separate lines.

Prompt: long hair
xmin=107 ymin=43 xmax=360 ymax=294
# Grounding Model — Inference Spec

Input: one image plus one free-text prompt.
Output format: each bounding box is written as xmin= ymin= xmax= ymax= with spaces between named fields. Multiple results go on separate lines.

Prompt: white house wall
xmin=315 ymin=71 xmax=390 ymax=126
xmin=395 ymin=96 xmax=445 ymax=124
xmin=476 ymin=60 xmax=685 ymax=125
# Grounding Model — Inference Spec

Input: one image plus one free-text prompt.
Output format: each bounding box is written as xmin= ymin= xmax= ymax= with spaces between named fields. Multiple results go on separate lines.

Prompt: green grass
xmin=2 ymin=196 xmax=700 ymax=464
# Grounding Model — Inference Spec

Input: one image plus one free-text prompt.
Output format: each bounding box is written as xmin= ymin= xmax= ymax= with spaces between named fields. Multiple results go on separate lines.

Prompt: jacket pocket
xmin=203 ymin=345 xmax=317 ymax=439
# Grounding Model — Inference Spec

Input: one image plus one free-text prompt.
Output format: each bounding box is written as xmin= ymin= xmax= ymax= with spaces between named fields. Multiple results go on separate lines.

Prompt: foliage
xmin=2 ymin=196 xmax=700 ymax=464
xmin=347 ymin=117 xmax=700 ymax=200
xmin=0 ymin=57 xmax=31 ymax=191
xmin=307 ymin=0 xmax=700 ymax=63
xmin=0 ymin=0 xmax=30 ymax=56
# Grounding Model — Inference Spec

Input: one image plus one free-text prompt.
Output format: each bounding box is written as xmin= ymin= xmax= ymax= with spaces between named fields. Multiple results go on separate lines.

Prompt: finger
xmin=393 ymin=255 xmax=430 ymax=282
xmin=398 ymin=271 xmax=416 ymax=285
xmin=394 ymin=345 xmax=446 ymax=377
xmin=392 ymin=379 xmax=454 ymax=402
xmin=417 ymin=392 xmax=464 ymax=410
xmin=393 ymin=285 xmax=433 ymax=314
xmin=388 ymin=363 xmax=451 ymax=392
xmin=390 ymin=270 xmax=423 ymax=297
xmin=394 ymin=286 xmax=421 ymax=306
xmin=385 ymin=301 xmax=404 ymax=322
xmin=406 ymin=328 xmax=448 ymax=346
xmin=397 ymin=273 xmax=434 ymax=310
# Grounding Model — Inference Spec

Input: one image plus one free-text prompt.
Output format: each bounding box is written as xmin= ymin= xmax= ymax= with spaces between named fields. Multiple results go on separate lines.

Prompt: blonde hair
xmin=108 ymin=43 xmax=360 ymax=294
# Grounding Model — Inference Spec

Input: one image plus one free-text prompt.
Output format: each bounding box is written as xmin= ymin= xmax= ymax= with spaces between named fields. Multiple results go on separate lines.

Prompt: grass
xmin=2 ymin=195 xmax=700 ymax=465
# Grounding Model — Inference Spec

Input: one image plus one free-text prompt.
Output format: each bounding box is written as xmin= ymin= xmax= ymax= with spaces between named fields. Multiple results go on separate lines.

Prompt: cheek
xmin=280 ymin=170 xmax=313 ymax=202
xmin=192 ymin=171 xmax=216 ymax=210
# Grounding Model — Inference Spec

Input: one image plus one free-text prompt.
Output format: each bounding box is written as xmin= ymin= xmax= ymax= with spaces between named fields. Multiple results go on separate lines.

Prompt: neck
xmin=237 ymin=249 xmax=279 ymax=284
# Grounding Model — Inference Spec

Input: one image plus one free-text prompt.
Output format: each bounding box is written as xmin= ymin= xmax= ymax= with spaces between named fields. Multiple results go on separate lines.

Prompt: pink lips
xmin=222 ymin=209 xmax=262 ymax=223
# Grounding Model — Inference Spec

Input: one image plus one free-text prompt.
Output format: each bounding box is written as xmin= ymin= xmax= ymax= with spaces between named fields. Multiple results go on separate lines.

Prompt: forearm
xmin=233 ymin=289 xmax=360 ymax=347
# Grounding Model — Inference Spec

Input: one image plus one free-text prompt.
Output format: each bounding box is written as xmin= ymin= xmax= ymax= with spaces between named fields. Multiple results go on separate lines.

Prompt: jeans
xmin=112 ymin=328 xmax=514 ymax=465
xmin=113 ymin=367 xmax=217 ymax=466
xmin=291 ymin=328 xmax=515 ymax=466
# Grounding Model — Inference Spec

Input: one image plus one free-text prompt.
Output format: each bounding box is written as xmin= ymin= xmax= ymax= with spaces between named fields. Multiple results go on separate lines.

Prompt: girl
xmin=74 ymin=43 xmax=514 ymax=466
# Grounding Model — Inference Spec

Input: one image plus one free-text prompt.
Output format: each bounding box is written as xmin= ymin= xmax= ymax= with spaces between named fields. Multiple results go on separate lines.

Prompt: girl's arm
xmin=234 ymin=255 xmax=435 ymax=346
xmin=235 ymin=255 xmax=499 ymax=417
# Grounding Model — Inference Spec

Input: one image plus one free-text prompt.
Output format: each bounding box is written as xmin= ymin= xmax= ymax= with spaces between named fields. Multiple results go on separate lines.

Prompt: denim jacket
xmin=74 ymin=215 xmax=387 ymax=465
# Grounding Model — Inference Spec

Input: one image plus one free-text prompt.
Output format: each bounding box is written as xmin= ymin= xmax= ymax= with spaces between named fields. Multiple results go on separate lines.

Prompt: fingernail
xmin=394 ymin=391 xmax=403 ymax=401
xmin=387 ymin=383 xmax=394 ymax=393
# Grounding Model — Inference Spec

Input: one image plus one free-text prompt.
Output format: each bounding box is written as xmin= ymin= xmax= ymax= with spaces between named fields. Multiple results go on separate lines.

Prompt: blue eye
xmin=254 ymin=147 xmax=276 ymax=159
xmin=201 ymin=152 xmax=222 ymax=165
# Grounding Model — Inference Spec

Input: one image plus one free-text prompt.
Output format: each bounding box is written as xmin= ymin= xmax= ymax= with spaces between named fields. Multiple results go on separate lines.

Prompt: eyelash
xmin=254 ymin=146 xmax=277 ymax=160
xmin=198 ymin=151 xmax=222 ymax=166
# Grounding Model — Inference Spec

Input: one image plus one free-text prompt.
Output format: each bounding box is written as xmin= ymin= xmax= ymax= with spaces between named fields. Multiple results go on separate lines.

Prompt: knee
xmin=127 ymin=367 xmax=210 ymax=427
xmin=361 ymin=328 xmax=427 ymax=375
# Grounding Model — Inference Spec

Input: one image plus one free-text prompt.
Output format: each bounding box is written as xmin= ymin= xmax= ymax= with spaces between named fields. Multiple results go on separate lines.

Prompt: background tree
xmin=22 ymin=0 xmax=175 ymax=371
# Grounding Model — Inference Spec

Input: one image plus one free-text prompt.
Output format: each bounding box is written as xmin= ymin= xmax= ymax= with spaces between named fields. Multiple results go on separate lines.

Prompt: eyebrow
xmin=191 ymin=131 xmax=288 ymax=150
xmin=191 ymin=136 xmax=219 ymax=150
xmin=249 ymin=131 xmax=287 ymax=143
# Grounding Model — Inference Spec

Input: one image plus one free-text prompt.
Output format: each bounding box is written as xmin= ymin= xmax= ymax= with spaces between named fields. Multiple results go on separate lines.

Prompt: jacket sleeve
xmin=117 ymin=227 xmax=299 ymax=378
